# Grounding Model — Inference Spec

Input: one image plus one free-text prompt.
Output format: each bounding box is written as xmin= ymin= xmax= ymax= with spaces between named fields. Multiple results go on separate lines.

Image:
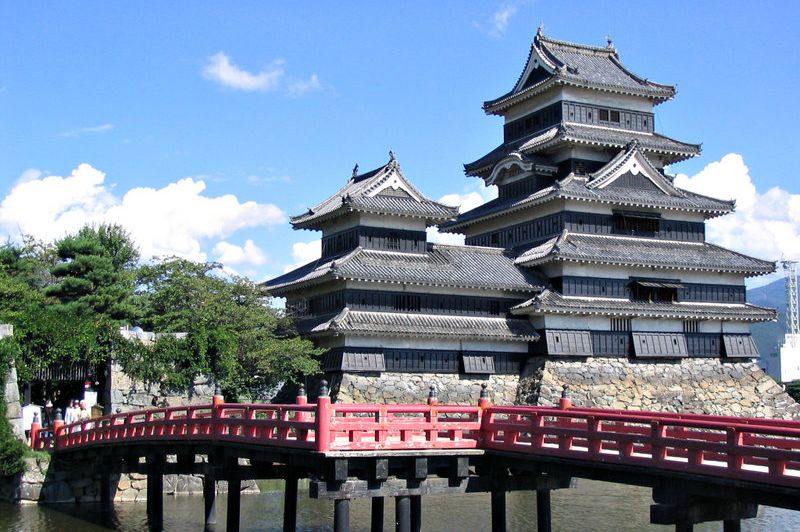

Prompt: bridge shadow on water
xmin=2 ymin=479 xmax=799 ymax=531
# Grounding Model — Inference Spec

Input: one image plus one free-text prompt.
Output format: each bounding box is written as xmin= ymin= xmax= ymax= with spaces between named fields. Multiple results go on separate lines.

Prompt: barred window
xmin=610 ymin=318 xmax=631 ymax=331
xmin=683 ymin=320 xmax=699 ymax=333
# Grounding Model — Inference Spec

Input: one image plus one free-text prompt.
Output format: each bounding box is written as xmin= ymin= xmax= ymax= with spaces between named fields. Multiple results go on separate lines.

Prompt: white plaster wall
xmin=542 ymin=315 xmax=610 ymax=330
xmin=502 ymin=86 xmax=654 ymax=123
xmin=343 ymin=336 xmax=529 ymax=353
xmin=344 ymin=280 xmax=527 ymax=299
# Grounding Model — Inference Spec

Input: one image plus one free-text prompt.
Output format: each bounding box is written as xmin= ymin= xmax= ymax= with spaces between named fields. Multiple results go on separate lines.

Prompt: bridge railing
xmin=482 ymin=405 xmax=800 ymax=488
xmin=29 ymin=381 xmax=486 ymax=453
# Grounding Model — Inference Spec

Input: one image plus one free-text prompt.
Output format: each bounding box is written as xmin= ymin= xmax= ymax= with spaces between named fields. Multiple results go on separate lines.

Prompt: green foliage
xmin=45 ymin=223 xmax=140 ymax=321
xmin=0 ymin=339 xmax=27 ymax=477
xmin=118 ymin=257 xmax=322 ymax=400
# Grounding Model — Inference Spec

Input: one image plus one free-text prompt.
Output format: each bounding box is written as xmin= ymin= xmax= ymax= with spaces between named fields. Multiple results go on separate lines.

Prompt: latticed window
xmin=610 ymin=318 xmax=631 ymax=331
xmin=683 ymin=320 xmax=699 ymax=333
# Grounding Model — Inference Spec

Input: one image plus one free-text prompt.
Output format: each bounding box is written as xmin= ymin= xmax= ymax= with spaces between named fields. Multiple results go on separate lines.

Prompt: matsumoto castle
xmin=266 ymin=31 xmax=782 ymax=410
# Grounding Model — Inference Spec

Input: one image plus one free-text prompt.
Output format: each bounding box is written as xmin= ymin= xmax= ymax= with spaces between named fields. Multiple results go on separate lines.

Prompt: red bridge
xmin=30 ymin=384 xmax=800 ymax=532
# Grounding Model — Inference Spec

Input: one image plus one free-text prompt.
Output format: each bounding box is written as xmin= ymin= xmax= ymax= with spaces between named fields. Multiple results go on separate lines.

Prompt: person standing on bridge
xmin=63 ymin=399 xmax=79 ymax=424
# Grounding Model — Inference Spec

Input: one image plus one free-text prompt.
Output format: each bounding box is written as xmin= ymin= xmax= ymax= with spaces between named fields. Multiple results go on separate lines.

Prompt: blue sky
xmin=1 ymin=2 xmax=799 ymax=285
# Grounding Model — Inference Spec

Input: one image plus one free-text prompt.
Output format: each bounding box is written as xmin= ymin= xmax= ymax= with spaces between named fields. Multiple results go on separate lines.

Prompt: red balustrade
xmin=29 ymin=393 xmax=800 ymax=489
xmin=482 ymin=406 xmax=800 ymax=488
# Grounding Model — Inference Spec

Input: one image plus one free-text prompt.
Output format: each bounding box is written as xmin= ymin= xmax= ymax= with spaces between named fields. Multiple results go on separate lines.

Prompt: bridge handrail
xmin=28 ymin=393 xmax=800 ymax=488
xmin=483 ymin=407 xmax=800 ymax=488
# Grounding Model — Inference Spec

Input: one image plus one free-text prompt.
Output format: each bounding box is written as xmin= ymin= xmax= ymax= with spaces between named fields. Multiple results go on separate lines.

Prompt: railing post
xmin=427 ymin=385 xmax=438 ymax=406
xmin=478 ymin=383 xmax=493 ymax=446
xmin=30 ymin=412 xmax=41 ymax=450
xmin=558 ymin=384 xmax=572 ymax=410
xmin=317 ymin=380 xmax=331 ymax=452
xmin=297 ymin=383 xmax=309 ymax=442
xmin=52 ymin=410 xmax=64 ymax=450
xmin=212 ymin=383 xmax=224 ymax=440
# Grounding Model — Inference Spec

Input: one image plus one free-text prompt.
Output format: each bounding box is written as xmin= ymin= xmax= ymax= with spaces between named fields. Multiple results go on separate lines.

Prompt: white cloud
xmin=0 ymin=163 xmax=286 ymax=262
xmin=287 ymin=74 xmax=322 ymax=98
xmin=674 ymin=153 xmax=800 ymax=264
xmin=283 ymin=239 xmax=321 ymax=273
xmin=14 ymin=168 xmax=43 ymax=186
xmin=428 ymin=184 xmax=498 ymax=245
xmin=489 ymin=3 xmax=518 ymax=37
xmin=213 ymin=239 xmax=268 ymax=267
xmin=203 ymin=52 xmax=285 ymax=92
xmin=60 ymin=123 xmax=114 ymax=138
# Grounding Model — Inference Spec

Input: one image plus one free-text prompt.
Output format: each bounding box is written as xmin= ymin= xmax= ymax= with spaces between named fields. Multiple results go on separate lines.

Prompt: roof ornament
xmin=605 ymin=34 xmax=614 ymax=48
xmin=389 ymin=149 xmax=396 ymax=163
xmin=352 ymin=163 xmax=359 ymax=179
xmin=537 ymin=22 xmax=544 ymax=37
xmin=626 ymin=139 xmax=640 ymax=151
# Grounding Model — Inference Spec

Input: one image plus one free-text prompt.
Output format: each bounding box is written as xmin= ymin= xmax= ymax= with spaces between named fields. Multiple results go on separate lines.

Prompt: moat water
xmin=0 ymin=479 xmax=797 ymax=531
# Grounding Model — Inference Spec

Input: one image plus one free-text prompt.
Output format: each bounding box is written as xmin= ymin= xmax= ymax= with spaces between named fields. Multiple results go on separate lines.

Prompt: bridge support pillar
xmin=334 ymin=498 xmax=351 ymax=532
xmin=227 ymin=478 xmax=242 ymax=532
xmin=146 ymin=453 xmax=164 ymax=529
xmin=410 ymin=494 xmax=422 ymax=532
xmin=371 ymin=497 xmax=385 ymax=532
xmin=99 ymin=457 xmax=112 ymax=513
xmin=491 ymin=489 xmax=506 ymax=532
xmin=283 ymin=471 xmax=298 ymax=532
xmin=203 ymin=471 xmax=216 ymax=526
xmin=536 ymin=489 xmax=552 ymax=532
xmin=723 ymin=519 xmax=741 ymax=532
xmin=395 ymin=495 xmax=411 ymax=532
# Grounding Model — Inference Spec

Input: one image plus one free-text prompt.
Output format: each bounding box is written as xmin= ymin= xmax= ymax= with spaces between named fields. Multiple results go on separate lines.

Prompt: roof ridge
xmin=537 ymin=33 xmax=616 ymax=56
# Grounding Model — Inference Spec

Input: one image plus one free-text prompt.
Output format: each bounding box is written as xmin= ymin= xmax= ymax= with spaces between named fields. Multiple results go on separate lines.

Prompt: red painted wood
xmin=32 ymin=400 xmax=800 ymax=488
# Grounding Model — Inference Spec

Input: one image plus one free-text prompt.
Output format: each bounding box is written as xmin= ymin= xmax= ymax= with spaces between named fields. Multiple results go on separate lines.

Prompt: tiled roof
xmin=484 ymin=32 xmax=675 ymax=115
xmin=265 ymin=244 xmax=545 ymax=295
xmin=465 ymin=124 xmax=700 ymax=177
xmin=511 ymin=289 xmax=777 ymax=322
xmin=302 ymin=308 xmax=539 ymax=342
xmin=442 ymin=173 xmax=733 ymax=233
xmin=291 ymin=158 xmax=458 ymax=229
xmin=514 ymin=232 xmax=775 ymax=276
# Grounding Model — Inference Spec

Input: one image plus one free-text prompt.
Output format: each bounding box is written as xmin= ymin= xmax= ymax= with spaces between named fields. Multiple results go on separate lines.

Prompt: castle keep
xmin=266 ymin=31 xmax=793 ymax=415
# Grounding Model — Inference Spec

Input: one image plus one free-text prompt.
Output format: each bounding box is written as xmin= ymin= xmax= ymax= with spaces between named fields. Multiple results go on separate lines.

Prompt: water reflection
xmin=0 ymin=479 xmax=797 ymax=531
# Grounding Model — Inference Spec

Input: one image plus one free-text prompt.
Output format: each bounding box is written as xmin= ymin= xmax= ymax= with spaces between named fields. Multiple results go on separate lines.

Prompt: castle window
xmin=609 ymin=110 xmax=620 ymax=123
xmin=611 ymin=318 xmax=631 ymax=331
xmin=387 ymin=232 xmax=400 ymax=250
xmin=612 ymin=211 xmax=659 ymax=237
xmin=393 ymin=294 xmax=421 ymax=312
xmin=683 ymin=320 xmax=699 ymax=333
xmin=599 ymin=109 xmax=609 ymax=121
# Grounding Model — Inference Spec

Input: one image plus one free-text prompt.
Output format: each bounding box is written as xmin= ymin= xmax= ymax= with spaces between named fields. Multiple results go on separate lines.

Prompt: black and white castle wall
xmin=265 ymin=31 xmax=798 ymax=418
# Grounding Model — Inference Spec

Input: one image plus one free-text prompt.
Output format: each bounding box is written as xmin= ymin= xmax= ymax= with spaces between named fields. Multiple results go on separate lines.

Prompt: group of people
xmin=63 ymin=399 xmax=90 ymax=424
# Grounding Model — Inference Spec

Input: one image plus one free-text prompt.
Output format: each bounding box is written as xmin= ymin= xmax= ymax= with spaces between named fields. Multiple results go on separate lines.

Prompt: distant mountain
xmin=748 ymin=278 xmax=787 ymax=357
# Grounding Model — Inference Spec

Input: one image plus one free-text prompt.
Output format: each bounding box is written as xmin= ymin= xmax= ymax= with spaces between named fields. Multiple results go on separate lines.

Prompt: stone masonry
xmin=517 ymin=357 xmax=800 ymax=419
xmin=333 ymin=372 xmax=519 ymax=405
xmin=109 ymin=361 xmax=217 ymax=413
xmin=0 ymin=456 xmax=258 ymax=505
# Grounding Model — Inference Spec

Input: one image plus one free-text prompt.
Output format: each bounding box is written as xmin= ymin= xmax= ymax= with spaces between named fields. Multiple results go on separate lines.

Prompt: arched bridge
xmin=30 ymin=385 xmax=800 ymax=532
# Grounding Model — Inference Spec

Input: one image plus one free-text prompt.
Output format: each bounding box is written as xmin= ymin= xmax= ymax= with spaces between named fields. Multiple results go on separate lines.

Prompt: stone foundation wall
xmin=332 ymin=372 xmax=519 ymax=405
xmin=110 ymin=362 xmax=217 ymax=412
xmin=0 ymin=456 xmax=258 ymax=504
xmin=517 ymin=357 xmax=800 ymax=418
xmin=4 ymin=362 xmax=24 ymax=440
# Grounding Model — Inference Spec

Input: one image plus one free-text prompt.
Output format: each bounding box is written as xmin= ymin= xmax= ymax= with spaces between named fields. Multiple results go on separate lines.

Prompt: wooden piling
xmin=395 ymin=495 xmax=411 ymax=532
xmin=536 ymin=489 xmax=551 ymax=532
xmin=491 ymin=489 xmax=506 ymax=532
xmin=371 ymin=497 xmax=385 ymax=532
xmin=146 ymin=454 xmax=164 ymax=529
xmin=283 ymin=472 xmax=298 ymax=532
xmin=227 ymin=478 xmax=242 ymax=532
xmin=410 ymin=495 xmax=422 ymax=532
xmin=334 ymin=498 xmax=351 ymax=532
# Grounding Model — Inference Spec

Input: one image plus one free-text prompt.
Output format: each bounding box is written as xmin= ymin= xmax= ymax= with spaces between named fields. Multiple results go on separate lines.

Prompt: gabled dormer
xmin=290 ymin=153 xmax=458 ymax=258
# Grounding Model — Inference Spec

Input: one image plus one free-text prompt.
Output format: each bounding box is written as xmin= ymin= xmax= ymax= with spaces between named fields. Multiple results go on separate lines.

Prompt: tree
xmin=119 ymin=257 xmax=322 ymax=400
xmin=45 ymin=224 xmax=140 ymax=321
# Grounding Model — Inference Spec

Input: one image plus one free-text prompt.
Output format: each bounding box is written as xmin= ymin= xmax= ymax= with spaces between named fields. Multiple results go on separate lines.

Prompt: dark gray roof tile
xmin=265 ymin=244 xmax=545 ymax=294
xmin=511 ymin=289 xmax=777 ymax=322
xmin=514 ymin=232 xmax=775 ymax=276
xmin=306 ymin=308 xmax=538 ymax=341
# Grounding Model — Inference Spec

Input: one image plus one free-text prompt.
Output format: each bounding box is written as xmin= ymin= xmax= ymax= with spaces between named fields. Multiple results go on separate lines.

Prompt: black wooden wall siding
xmin=466 ymin=211 xmax=705 ymax=249
xmin=321 ymin=348 xmax=524 ymax=374
xmin=304 ymin=289 xmax=519 ymax=317
xmin=532 ymin=330 xmax=753 ymax=359
xmin=322 ymin=226 xmax=427 ymax=258
xmin=552 ymin=276 xmax=746 ymax=304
